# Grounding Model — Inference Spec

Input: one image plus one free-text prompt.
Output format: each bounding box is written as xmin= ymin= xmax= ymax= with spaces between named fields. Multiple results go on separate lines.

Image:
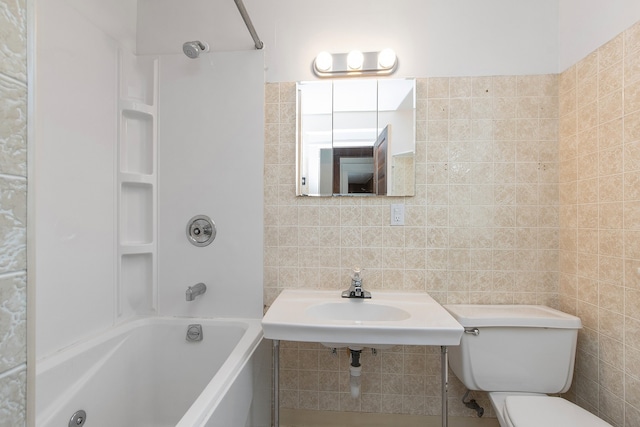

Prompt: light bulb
xmin=347 ymin=50 xmax=364 ymax=70
xmin=314 ymin=51 xmax=333 ymax=72
xmin=378 ymin=48 xmax=397 ymax=69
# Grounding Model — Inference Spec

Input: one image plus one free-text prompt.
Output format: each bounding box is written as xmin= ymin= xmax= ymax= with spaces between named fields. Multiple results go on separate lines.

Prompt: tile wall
xmin=0 ymin=0 xmax=27 ymax=425
xmin=559 ymin=20 xmax=640 ymax=427
xmin=264 ymin=74 xmax=560 ymax=416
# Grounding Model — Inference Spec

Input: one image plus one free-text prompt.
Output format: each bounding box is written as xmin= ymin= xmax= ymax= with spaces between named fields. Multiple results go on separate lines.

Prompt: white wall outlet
xmin=390 ymin=203 xmax=405 ymax=226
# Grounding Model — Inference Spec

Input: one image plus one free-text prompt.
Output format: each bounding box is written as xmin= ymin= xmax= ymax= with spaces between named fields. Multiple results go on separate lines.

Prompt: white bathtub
xmin=35 ymin=317 xmax=271 ymax=427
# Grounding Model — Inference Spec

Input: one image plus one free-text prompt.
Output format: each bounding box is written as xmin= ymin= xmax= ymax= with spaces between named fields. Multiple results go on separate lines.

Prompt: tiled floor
xmin=280 ymin=409 xmax=500 ymax=427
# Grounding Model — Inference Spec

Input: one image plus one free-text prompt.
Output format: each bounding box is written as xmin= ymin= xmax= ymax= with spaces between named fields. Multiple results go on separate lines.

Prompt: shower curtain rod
xmin=234 ymin=0 xmax=264 ymax=50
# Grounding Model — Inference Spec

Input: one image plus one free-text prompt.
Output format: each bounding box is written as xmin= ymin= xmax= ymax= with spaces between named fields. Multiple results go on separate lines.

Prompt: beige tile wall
xmin=264 ymin=74 xmax=560 ymax=416
xmin=559 ymin=20 xmax=640 ymax=427
xmin=0 ymin=0 xmax=27 ymax=425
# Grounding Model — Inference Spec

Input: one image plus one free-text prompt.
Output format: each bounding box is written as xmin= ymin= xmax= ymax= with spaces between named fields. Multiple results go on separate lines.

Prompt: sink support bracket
xmin=441 ymin=346 xmax=449 ymax=427
xmin=272 ymin=339 xmax=280 ymax=427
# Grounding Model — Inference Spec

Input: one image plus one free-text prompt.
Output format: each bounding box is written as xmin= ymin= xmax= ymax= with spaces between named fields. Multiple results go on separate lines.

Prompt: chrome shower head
xmin=182 ymin=41 xmax=209 ymax=59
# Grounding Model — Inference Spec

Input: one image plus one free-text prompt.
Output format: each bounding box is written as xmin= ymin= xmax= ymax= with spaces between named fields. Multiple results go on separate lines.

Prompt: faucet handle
xmin=342 ymin=266 xmax=371 ymax=298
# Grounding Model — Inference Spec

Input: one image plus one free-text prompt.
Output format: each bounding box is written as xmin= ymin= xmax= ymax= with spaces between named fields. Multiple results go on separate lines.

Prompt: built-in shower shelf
xmin=119 ymin=252 xmax=155 ymax=316
xmin=120 ymin=100 xmax=155 ymax=115
xmin=120 ymin=182 xmax=154 ymax=245
xmin=120 ymin=244 xmax=156 ymax=255
xmin=117 ymin=52 xmax=159 ymax=319
xmin=120 ymin=109 xmax=155 ymax=176
xmin=120 ymin=173 xmax=155 ymax=184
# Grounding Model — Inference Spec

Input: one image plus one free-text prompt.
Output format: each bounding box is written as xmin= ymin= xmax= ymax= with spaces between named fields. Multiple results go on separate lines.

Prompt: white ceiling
xmin=136 ymin=0 xmax=640 ymax=81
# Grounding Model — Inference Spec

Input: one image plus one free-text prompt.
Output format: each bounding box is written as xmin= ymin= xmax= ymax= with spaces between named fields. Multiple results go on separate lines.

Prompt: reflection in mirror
xmin=297 ymin=78 xmax=415 ymax=197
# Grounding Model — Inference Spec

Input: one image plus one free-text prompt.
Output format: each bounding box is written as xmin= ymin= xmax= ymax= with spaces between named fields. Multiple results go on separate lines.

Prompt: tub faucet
xmin=342 ymin=267 xmax=371 ymax=298
xmin=186 ymin=282 xmax=207 ymax=301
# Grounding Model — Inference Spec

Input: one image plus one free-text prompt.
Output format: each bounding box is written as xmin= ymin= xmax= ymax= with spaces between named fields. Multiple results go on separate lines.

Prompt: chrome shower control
xmin=69 ymin=410 xmax=87 ymax=427
xmin=186 ymin=215 xmax=216 ymax=247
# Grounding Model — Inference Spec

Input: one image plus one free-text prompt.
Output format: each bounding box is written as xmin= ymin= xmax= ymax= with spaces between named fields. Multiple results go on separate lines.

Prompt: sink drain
xmin=69 ymin=410 xmax=86 ymax=427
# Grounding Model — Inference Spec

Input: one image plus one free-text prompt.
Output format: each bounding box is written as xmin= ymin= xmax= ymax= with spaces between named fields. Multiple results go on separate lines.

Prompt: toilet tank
xmin=444 ymin=305 xmax=582 ymax=394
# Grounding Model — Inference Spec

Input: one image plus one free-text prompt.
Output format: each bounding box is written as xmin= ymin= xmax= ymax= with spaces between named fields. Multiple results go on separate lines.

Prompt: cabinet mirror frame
xmin=296 ymin=78 xmax=416 ymax=197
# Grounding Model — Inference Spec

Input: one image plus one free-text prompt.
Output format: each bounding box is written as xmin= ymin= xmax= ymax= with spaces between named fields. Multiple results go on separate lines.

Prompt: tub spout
xmin=186 ymin=283 xmax=207 ymax=301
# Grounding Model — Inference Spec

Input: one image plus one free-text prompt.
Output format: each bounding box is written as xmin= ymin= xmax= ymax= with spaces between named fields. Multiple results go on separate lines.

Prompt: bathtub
xmin=35 ymin=317 xmax=271 ymax=427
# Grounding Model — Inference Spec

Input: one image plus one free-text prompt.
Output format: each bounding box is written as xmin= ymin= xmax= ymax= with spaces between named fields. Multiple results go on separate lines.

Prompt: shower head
xmin=182 ymin=41 xmax=209 ymax=59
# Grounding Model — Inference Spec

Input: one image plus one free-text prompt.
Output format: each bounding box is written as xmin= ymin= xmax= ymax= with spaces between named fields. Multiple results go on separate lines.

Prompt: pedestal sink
xmin=262 ymin=289 xmax=464 ymax=427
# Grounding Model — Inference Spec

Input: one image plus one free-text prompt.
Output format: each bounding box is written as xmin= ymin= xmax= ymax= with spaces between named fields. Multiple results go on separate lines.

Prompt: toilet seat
xmin=503 ymin=395 xmax=612 ymax=427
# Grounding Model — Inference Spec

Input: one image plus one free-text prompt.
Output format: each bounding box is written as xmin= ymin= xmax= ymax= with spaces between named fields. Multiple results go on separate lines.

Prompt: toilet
xmin=444 ymin=304 xmax=612 ymax=427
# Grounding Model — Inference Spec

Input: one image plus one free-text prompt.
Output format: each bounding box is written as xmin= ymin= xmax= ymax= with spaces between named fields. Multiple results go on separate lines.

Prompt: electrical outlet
xmin=390 ymin=204 xmax=405 ymax=226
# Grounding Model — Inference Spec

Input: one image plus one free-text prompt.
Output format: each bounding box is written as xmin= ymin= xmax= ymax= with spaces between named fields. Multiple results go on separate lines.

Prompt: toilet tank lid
xmin=443 ymin=305 xmax=582 ymax=329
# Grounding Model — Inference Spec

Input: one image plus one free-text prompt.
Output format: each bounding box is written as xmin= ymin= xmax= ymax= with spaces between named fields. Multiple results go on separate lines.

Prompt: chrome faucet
xmin=341 ymin=267 xmax=371 ymax=298
xmin=186 ymin=282 xmax=207 ymax=301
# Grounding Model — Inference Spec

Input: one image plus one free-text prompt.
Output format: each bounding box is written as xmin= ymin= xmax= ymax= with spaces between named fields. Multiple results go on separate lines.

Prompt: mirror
xmin=296 ymin=78 xmax=416 ymax=196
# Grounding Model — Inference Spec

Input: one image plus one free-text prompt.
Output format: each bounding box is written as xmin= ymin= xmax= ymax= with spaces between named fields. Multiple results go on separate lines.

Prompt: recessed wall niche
xmin=121 ymin=110 xmax=154 ymax=175
xmin=117 ymin=55 xmax=158 ymax=318
xmin=120 ymin=182 xmax=153 ymax=245
xmin=120 ymin=253 xmax=154 ymax=316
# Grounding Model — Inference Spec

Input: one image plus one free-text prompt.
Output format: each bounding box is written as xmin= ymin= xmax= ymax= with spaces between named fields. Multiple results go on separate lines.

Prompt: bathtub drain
xmin=69 ymin=410 xmax=87 ymax=427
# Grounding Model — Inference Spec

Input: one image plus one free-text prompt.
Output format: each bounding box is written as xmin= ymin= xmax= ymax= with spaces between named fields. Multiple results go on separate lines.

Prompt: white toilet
xmin=444 ymin=304 xmax=612 ymax=427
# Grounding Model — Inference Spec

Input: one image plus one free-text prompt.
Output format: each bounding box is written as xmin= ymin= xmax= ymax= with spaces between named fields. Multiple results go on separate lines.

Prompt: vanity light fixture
xmin=347 ymin=50 xmax=365 ymax=70
xmin=315 ymin=51 xmax=333 ymax=72
xmin=378 ymin=48 xmax=397 ymax=70
xmin=313 ymin=49 xmax=398 ymax=77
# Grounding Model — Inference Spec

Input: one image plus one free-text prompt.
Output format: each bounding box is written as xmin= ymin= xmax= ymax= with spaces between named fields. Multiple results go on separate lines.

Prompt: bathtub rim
xmin=35 ymin=316 xmax=259 ymax=372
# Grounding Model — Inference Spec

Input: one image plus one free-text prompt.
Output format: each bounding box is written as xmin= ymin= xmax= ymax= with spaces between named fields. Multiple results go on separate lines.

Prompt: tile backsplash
xmin=264 ymin=74 xmax=560 ymax=415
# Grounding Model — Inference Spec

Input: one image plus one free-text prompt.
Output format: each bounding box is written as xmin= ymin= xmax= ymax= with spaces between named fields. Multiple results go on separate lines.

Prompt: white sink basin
xmin=262 ymin=289 xmax=463 ymax=347
xmin=306 ymin=302 xmax=410 ymax=322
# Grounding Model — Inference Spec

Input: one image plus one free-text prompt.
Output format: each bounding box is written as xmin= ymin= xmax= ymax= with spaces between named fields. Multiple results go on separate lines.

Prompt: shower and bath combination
xmin=182 ymin=0 xmax=263 ymax=58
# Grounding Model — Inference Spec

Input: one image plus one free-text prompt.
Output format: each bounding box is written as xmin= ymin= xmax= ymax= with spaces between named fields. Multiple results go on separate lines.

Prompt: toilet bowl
xmin=444 ymin=304 xmax=612 ymax=427
xmin=489 ymin=393 xmax=612 ymax=427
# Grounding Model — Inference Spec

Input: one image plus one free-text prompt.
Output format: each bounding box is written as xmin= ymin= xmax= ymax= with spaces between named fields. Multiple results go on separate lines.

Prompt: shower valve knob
xmin=186 ymin=215 xmax=216 ymax=247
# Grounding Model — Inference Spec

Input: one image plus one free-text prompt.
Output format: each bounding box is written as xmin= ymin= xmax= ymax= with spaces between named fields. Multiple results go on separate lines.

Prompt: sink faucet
xmin=186 ymin=283 xmax=207 ymax=301
xmin=342 ymin=267 xmax=371 ymax=298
